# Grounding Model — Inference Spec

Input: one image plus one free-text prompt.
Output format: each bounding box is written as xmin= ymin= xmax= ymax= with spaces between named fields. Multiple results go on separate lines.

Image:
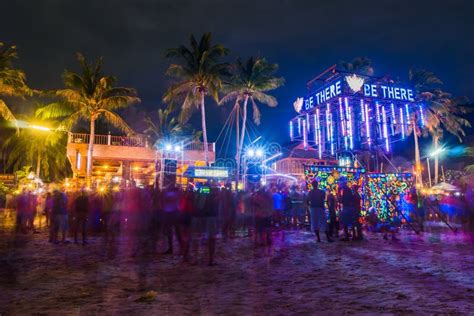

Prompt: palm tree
xmin=144 ymin=101 xmax=202 ymax=147
xmin=36 ymin=53 xmax=140 ymax=183
xmin=2 ymin=116 xmax=69 ymax=181
xmin=163 ymin=33 xmax=229 ymax=164
xmin=409 ymin=69 xmax=470 ymax=185
xmin=0 ymin=42 xmax=31 ymax=126
xmin=421 ymin=90 xmax=470 ymax=183
xmin=339 ymin=57 xmax=374 ymax=75
xmin=219 ymin=57 xmax=284 ymax=186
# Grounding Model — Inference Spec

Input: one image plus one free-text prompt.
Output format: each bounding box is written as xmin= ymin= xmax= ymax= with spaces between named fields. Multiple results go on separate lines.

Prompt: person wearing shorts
xmin=338 ymin=180 xmax=356 ymax=241
xmin=308 ymin=180 xmax=333 ymax=243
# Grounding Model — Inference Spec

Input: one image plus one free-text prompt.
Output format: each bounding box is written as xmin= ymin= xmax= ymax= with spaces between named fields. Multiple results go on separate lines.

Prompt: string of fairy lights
xmin=290 ymin=97 xmax=425 ymax=157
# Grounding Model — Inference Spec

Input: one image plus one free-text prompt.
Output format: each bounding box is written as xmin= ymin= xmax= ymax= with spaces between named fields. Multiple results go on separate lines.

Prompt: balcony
xmin=67 ymin=132 xmax=215 ymax=152
xmin=66 ymin=133 xmax=216 ymax=177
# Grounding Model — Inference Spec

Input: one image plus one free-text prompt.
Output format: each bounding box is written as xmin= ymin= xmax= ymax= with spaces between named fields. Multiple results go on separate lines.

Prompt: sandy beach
xmin=1 ymin=216 xmax=473 ymax=315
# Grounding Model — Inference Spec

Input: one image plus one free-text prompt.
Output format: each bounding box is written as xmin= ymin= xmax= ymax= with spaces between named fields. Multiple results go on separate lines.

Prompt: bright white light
xmin=430 ymin=147 xmax=445 ymax=157
xmin=174 ymin=145 xmax=181 ymax=152
xmin=165 ymin=144 xmax=172 ymax=151
xmin=29 ymin=125 xmax=51 ymax=132
xmin=247 ymin=149 xmax=255 ymax=157
xmin=256 ymin=149 xmax=264 ymax=157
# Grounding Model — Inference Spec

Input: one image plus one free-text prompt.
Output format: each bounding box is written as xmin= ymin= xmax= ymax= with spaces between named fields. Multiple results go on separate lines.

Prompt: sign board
xmin=184 ymin=167 xmax=229 ymax=179
xmin=302 ymin=74 xmax=416 ymax=112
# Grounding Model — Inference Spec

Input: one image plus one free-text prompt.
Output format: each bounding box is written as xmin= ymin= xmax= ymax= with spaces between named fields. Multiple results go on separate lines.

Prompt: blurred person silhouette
xmin=73 ymin=188 xmax=89 ymax=245
xmin=308 ymin=180 xmax=333 ymax=242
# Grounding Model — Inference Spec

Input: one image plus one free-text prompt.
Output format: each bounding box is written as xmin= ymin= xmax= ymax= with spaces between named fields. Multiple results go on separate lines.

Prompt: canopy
xmin=431 ymin=182 xmax=460 ymax=192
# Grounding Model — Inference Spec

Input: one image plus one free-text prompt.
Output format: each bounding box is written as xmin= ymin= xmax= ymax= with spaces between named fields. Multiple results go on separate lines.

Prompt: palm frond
xmin=0 ymin=98 xmax=16 ymax=121
xmin=100 ymin=110 xmax=134 ymax=135
xmin=251 ymin=97 xmax=261 ymax=125
xmin=36 ymin=102 xmax=75 ymax=119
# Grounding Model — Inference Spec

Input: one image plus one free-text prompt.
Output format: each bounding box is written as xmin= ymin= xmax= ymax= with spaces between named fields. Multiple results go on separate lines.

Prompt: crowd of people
xmin=10 ymin=179 xmax=428 ymax=265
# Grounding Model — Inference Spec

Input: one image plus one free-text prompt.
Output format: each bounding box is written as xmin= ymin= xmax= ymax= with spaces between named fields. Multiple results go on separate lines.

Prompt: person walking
xmin=15 ymin=189 xmax=28 ymax=234
xmin=51 ymin=189 xmax=68 ymax=244
xmin=252 ymin=185 xmax=274 ymax=247
xmin=161 ymin=185 xmax=182 ymax=255
xmin=308 ymin=180 xmax=333 ymax=242
xmin=73 ymin=189 xmax=89 ymax=245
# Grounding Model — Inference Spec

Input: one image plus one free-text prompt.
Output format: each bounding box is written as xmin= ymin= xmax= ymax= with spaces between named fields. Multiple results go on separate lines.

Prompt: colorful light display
xmin=381 ymin=105 xmax=389 ymax=152
xmin=399 ymin=107 xmax=405 ymax=139
xmin=364 ymin=173 xmax=413 ymax=222
xmin=304 ymin=165 xmax=365 ymax=195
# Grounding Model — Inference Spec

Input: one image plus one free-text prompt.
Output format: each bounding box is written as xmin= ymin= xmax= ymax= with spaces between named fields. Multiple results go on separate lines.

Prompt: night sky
xmin=2 ymin=0 xmax=473 ymax=151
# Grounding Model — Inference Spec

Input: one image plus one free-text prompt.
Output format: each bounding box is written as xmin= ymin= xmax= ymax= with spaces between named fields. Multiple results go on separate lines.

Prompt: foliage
xmin=36 ymin=53 xmax=140 ymax=133
xmin=14 ymin=166 xmax=32 ymax=183
xmin=2 ymin=117 xmax=70 ymax=181
xmin=339 ymin=57 xmax=374 ymax=76
xmin=163 ymin=32 xmax=229 ymax=123
xmin=0 ymin=181 xmax=9 ymax=197
xmin=143 ymin=101 xmax=202 ymax=146
xmin=408 ymin=69 xmax=471 ymax=141
xmin=0 ymin=42 xmax=32 ymax=124
xmin=219 ymin=56 xmax=284 ymax=125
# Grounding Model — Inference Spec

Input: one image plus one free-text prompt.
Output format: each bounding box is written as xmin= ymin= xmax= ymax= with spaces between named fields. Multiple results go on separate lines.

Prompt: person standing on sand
xmin=252 ymin=185 xmax=274 ymax=247
xmin=327 ymin=190 xmax=339 ymax=238
xmin=352 ymin=185 xmax=363 ymax=241
xmin=308 ymin=180 xmax=333 ymax=243
xmin=15 ymin=189 xmax=28 ymax=234
xmin=338 ymin=179 xmax=356 ymax=241
xmin=73 ymin=188 xmax=89 ymax=245
xmin=51 ymin=189 xmax=68 ymax=244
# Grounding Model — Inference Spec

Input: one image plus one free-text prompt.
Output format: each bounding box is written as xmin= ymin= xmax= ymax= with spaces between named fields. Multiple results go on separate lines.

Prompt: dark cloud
xmin=2 ymin=0 xmax=473 ymax=145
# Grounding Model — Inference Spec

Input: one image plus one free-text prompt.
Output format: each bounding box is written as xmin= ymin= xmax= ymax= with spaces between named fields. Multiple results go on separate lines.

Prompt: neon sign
xmin=363 ymin=84 xmax=415 ymax=101
xmin=301 ymin=74 xmax=416 ymax=114
xmin=304 ymin=80 xmax=342 ymax=111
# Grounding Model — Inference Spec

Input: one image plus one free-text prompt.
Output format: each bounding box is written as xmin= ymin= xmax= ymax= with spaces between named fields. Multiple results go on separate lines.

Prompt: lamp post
xmin=159 ymin=142 xmax=184 ymax=189
xmin=243 ymin=146 xmax=266 ymax=190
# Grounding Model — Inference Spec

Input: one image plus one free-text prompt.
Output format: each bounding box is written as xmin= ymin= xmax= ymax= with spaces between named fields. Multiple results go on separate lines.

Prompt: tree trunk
xmin=238 ymin=95 xmax=249 ymax=164
xmin=36 ymin=149 xmax=41 ymax=178
xmin=200 ymin=92 xmax=209 ymax=165
xmin=413 ymin=118 xmax=422 ymax=187
xmin=235 ymin=99 xmax=240 ymax=188
xmin=86 ymin=117 xmax=95 ymax=186
xmin=237 ymin=95 xmax=249 ymax=189
xmin=433 ymin=136 xmax=439 ymax=184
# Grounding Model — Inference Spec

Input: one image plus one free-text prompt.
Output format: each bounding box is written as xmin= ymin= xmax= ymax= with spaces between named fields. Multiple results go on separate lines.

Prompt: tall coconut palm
xmin=219 ymin=57 xmax=284 ymax=186
xmin=407 ymin=69 xmax=444 ymax=186
xmin=409 ymin=69 xmax=470 ymax=185
xmin=421 ymin=90 xmax=470 ymax=183
xmin=0 ymin=42 xmax=31 ymax=126
xmin=163 ymin=33 xmax=229 ymax=164
xmin=36 ymin=53 xmax=140 ymax=183
xmin=2 ymin=116 xmax=69 ymax=181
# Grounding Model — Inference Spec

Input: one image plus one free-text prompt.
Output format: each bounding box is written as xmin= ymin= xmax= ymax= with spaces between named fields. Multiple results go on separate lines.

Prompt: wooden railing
xmin=68 ymin=132 xmax=215 ymax=152
xmin=183 ymin=142 xmax=215 ymax=152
